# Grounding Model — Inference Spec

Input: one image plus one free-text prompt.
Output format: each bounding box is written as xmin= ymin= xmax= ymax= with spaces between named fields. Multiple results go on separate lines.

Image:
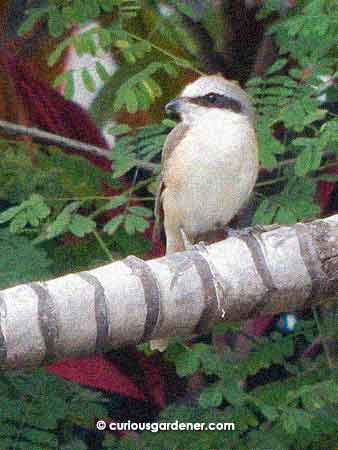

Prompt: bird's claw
xmin=224 ymin=224 xmax=279 ymax=239
xmin=192 ymin=241 xmax=208 ymax=253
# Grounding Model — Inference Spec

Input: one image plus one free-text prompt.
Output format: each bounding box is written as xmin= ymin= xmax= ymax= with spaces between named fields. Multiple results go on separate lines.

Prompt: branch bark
xmin=0 ymin=215 xmax=337 ymax=370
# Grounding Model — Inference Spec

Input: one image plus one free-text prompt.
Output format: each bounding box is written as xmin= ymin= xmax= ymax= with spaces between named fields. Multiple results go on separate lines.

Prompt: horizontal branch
xmin=0 ymin=215 xmax=337 ymax=370
xmin=2 ymin=120 xmax=335 ymax=183
xmin=0 ymin=120 xmax=159 ymax=172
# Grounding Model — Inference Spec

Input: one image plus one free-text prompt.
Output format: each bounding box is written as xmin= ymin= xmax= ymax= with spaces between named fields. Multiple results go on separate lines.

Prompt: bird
xmin=151 ymin=74 xmax=259 ymax=351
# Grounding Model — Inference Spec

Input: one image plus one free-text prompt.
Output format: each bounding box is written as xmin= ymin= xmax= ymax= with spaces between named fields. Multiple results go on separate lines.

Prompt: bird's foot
xmin=170 ymin=229 xmax=208 ymax=290
xmin=179 ymin=227 xmax=209 ymax=253
xmin=254 ymin=223 xmax=280 ymax=232
xmin=179 ymin=226 xmax=193 ymax=250
xmin=223 ymin=225 xmax=251 ymax=238
xmin=192 ymin=240 xmax=209 ymax=253
xmin=224 ymin=224 xmax=280 ymax=239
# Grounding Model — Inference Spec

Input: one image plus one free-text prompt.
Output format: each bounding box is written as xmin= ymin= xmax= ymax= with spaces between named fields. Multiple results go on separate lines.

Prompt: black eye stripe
xmin=188 ymin=93 xmax=242 ymax=113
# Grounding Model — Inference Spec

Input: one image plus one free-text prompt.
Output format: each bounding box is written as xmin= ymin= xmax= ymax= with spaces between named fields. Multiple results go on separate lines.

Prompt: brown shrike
xmin=154 ymin=74 xmax=259 ymax=253
xmin=151 ymin=75 xmax=259 ymax=351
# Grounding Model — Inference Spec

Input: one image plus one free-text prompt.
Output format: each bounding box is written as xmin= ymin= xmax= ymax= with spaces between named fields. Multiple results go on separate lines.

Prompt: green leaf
xmin=18 ymin=7 xmax=48 ymax=35
xmin=275 ymin=207 xmax=297 ymax=225
xmin=256 ymin=120 xmax=284 ymax=169
xmin=0 ymin=205 xmax=23 ymax=224
xmin=48 ymin=8 xmax=65 ymax=38
xmin=190 ymin=342 xmax=210 ymax=355
xmin=199 ymin=348 xmax=224 ymax=377
xmin=122 ymin=49 xmax=137 ymax=64
xmin=53 ymin=72 xmax=67 ymax=88
xmin=81 ymin=69 xmax=96 ymax=93
xmin=111 ymin=156 xmax=136 ymax=178
xmin=96 ymin=61 xmax=111 ymax=82
xmin=70 ymin=0 xmax=86 ymax=21
xmin=222 ymin=382 xmax=247 ymax=406
xmin=163 ymin=63 xmax=179 ymax=78
xmin=128 ymin=41 xmax=152 ymax=59
xmin=316 ymin=174 xmax=338 ymax=182
xmin=266 ymin=58 xmax=288 ymax=75
xmin=103 ymin=195 xmax=128 ymax=209
xmin=265 ymin=87 xmax=294 ymax=97
xmin=22 ymin=429 xmax=57 ymax=445
xmin=103 ymin=215 xmax=124 ymax=235
xmin=282 ymin=409 xmax=312 ymax=434
xmin=135 ymin=84 xmax=151 ymax=111
xmin=267 ymin=76 xmax=298 ymax=88
xmin=113 ymin=88 xmax=127 ymax=112
xmin=246 ymin=77 xmax=264 ymax=87
xmin=294 ymin=147 xmax=322 ymax=176
xmin=99 ymin=0 xmax=117 ymax=12
xmin=84 ymin=0 xmax=100 ymax=18
xmin=124 ymin=214 xmax=149 ymax=235
xmin=46 ymin=202 xmax=81 ymax=239
xmin=0 ymin=195 xmax=50 ymax=230
xmin=260 ymin=404 xmax=279 ymax=421
xmin=125 ymin=88 xmax=138 ymax=113
xmin=199 ymin=384 xmax=223 ymax=408
xmin=279 ymin=98 xmax=327 ymax=132
xmin=141 ymin=79 xmax=156 ymax=101
xmin=128 ymin=206 xmax=153 ymax=217
xmin=144 ymin=77 xmax=162 ymax=98
xmin=48 ymin=37 xmax=72 ymax=66
xmin=163 ymin=341 xmax=186 ymax=361
xmin=69 ymin=214 xmax=96 ymax=237
xmin=63 ymin=72 xmax=75 ymax=99
xmin=9 ymin=211 xmax=28 ymax=233
xmin=61 ymin=5 xmax=77 ymax=27
xmin=258 ymin=0 xmax=282 ymax=16
xmin=175 ymin=350 xmax=200 ymax=377
xmin=97 ymin=27 xmax=112 ymax=49
xmin=252 ymin=199 xmax=278 ymax=225
xmin=279 ymin=100 xmax=306 ymax=131
xmin=176 ymin=0 xmax=195 ymax=18
xmin=162 ymin=119 xmax=177 ymax=128
xmin=0 ymin=229 xmax=51 ymax=288
xmin=107 ymin=124 xmax=132 ymax=135
xmin=27 ymin=206 xmax=47 ymax=226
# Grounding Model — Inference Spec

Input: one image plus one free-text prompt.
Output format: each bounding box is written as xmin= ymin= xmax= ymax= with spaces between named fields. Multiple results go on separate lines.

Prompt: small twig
xmin=312 ymin=306 xmax=335 ymax=370
xmin=93 ymin=229 xmax=114 ymax=262
xmin=125 ymin=31 xmax=205 ymax=76
xmin=0 ymin=120 xmax=159 ymax=172
xmin=277 ymin=151 xmax=337 ymax=169
xmin=256 ymin=160 xmax=338 ymax=188
xmin=314 ymin=160 xmax=338 ymax=172
xmin=256 ymin=176 xmax=288 ymax=188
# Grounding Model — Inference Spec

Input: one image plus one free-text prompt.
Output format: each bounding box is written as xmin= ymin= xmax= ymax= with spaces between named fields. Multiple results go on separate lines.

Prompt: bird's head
xmin=165 ymin=75 xmax=255 ymax=125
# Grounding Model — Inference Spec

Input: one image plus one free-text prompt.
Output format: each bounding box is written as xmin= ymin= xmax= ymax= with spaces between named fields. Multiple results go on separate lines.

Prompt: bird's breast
xmin=163 ymin=116 xmax=259 ymax=238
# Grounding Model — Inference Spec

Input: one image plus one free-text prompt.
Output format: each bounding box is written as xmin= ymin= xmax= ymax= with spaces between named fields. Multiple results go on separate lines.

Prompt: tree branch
xmin=0 ymin=215 xmax=337 ymax=370
xmin=0 ymin=120 xmax=159 ymax=172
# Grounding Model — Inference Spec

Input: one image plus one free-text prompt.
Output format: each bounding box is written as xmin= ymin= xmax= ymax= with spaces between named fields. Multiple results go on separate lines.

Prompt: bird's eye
xmin=205 ymin=93 xmax=218 ymax=103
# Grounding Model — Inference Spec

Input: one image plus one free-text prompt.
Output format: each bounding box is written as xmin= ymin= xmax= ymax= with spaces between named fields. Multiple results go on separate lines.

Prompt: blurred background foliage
xmin=0 ymin=0 xmax=337 ymax=449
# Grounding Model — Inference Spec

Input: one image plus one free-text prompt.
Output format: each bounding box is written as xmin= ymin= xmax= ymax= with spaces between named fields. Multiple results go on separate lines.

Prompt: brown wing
xmin=152 ymin=123 xmax=190 ymax=241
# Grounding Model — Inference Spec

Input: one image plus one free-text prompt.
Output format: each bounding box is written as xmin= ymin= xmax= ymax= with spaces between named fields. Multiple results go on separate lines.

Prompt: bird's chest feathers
xmin=166 ymin=115 xmax=255 ymax=191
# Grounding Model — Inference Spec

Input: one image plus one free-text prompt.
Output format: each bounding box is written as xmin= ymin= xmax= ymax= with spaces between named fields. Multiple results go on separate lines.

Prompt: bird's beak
xmin=165 ymin=98 xmax=182 ymax=114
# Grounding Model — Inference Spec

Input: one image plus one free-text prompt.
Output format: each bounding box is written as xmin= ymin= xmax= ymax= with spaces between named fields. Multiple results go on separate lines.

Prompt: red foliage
xmin=46 ymin=355 xmax=146 ymax=401
xmin=318 ymin=164 xmax=338 ymax=212
xmin=1 ymin=46 xmax=111 ymax=171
